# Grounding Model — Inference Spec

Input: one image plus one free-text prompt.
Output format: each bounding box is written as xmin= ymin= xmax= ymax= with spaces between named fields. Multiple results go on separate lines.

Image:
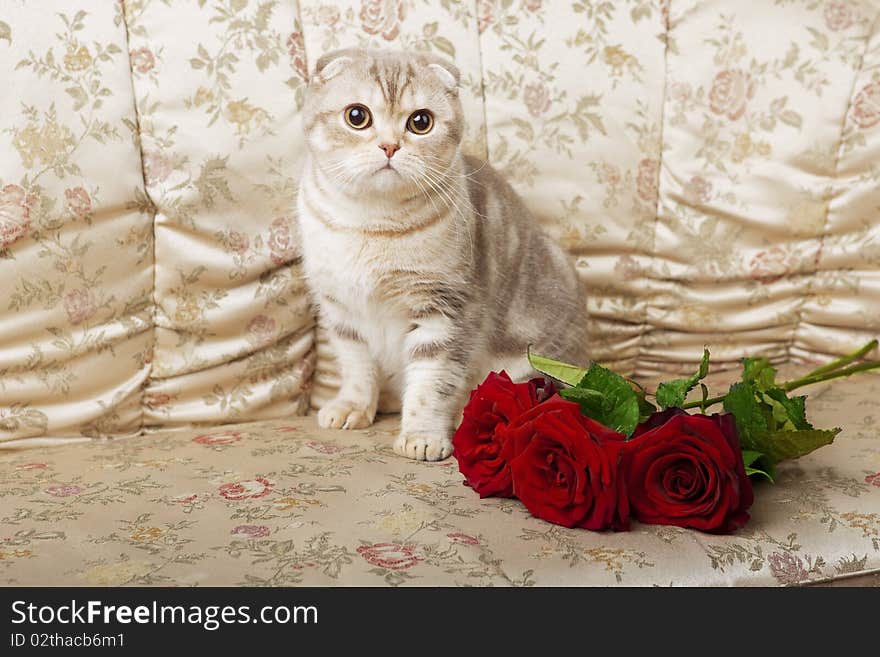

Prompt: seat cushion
xmin=2 ymin=367 xmax=878 ymax=586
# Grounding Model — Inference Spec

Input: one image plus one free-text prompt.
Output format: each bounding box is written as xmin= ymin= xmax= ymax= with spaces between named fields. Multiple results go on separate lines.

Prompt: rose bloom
xmin=45 ymin=485 xmax=82 ymax=497
xmin=225 ymin=99 xmax=258 ymax=127
xmin=174 ymin=298 xmax=200 ymax=325
xmin=130 ymin=47 xmax=155 ymax=74
xmin=523 ymin=0 xmax=542 ymax=11
xmin=636 ymin=158 xmax=659 ymax=203
xmin=142 ymin=150 xmax=173 ymax=186
xmin=218 ymin=477 xmax=272 ymax=500
xmin=226 ymin=230 xmax=249 ymax=254
xmin=247 ymin=314 xmax=277 ymax=346
xmin=708 ymin=69 xmax=755 ymax=121
xmin=452 ymin=370 xmax=556 ymax=498
xmin=268 ymin=216 xmax=298 ymax=265
xmin=597 ymin=162 xmax=621 ymax=186
xmin=523 ymin=81 xmax=551 ymax=117
xmin=768 ymin=551 xmax=808 ymax=585
xmin=852 ymin=81 xmax=880 ymax=129
xmin=356 ymin=543 xmax=423 ymax=570
xmin=613 ymin=254 xmax=643 ymax=281
xmin=16 ymin=463 xmax=48 ymax=471
xmin=683 ymin=175 xmax=712 ymax=205
xmin=193 ymin=431 xmax=242 ymax=446
xmin=63 ymin=289 xmax=97 ymax=325
xmin=505 ymin=397 xmax=629 ymax=530
xmin=286 ymin=32 xmax=308 ymax=82
xmin=749 ymin=246 xmax=797 ymax=284
xmin=306 ymin=440 xmax=345 ymax=454
xmin=476 ymin=0 xmax=495 ymax=33
xmin=864 ymin=472 xmax=880 ymax=487
xmin=65 ymin=187 xmax=91 ymax=219
xmin=0 ymin=184 xmax=36 ymax=250
xmin=447 ymin=532 xmax=479 ymax=546
xmin=144 ymin=392 xmax=171 ymax=410
xmin=317 ymin=5 xmax=341 ymax=27
xmin=359 ymin=0 xmax=407 ymax=41
xmin=130 ymin=527 xmax=163 ymax=542
xmin=622 ymin=408 xmax=753 ymax=533
xmin=824 ymin=1 xmax=853 ymax=31
xmin=231 ymin=525 xmax=271 ymax=539
xmin=64 ymin=43 xmax=92 ymax=72
xmin=669 ymin=81 xmax=691 ymax=103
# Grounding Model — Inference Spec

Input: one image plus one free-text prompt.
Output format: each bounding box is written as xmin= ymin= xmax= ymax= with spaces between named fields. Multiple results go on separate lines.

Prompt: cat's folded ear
xmin=311 ymin=48 xmax=358 ymax=85
xmin=421 ymin=54 xmax=460 ymax=93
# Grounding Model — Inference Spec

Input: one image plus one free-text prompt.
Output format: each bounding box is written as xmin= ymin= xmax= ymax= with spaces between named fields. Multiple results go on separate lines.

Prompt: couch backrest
xmin=2 ymin=0 xmax=879 ymax=445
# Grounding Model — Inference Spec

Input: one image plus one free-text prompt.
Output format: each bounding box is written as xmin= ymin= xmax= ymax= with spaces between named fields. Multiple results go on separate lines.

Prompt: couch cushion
xmin=0 ymin=2 xmax=153 ymax=446
xmin=124 ymin=0 xmax=316 ymax=429
xmin=2 ymin=366 xmax=877 ymax=586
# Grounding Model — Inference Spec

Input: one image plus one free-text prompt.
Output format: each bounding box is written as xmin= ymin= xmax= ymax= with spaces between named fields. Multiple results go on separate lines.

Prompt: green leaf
xmin=722 ymin=381 xmax=767 ymax=452
xmin=655 ymin=348 xmax=710 ymax=408
xmin=637 ymin=395 xmax=657 ymax=423
xmin=753 ymin=428 xmax=840 ymax=463
xmin=741 ymin=450 xmax=775 ymax=483
xmin=528 ymin=350 xmax=589 ymax=387
xmin=559 ymin=387 xmax=605 ymax=403
xmin=763 ymin=388 xmax=810 ymax=430
xmin=724 ymin=381 xmax=839 ymax=465
xmin=742 ymin=357 xmax=777 ymax=391
xmin=0 ymin=20 xmax=11 ymax=43
xmin=564 ymin=363 xmax=641 ymax=437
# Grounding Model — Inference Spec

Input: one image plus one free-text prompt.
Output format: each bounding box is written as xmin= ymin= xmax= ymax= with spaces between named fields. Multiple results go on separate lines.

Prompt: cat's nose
xmin=378 ymin=143 xmax=400 ymax=159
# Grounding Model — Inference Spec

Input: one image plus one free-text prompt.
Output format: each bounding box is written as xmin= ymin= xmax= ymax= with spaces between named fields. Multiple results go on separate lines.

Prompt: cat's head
xmin=302 ymin=48 xmax=463 ymax=198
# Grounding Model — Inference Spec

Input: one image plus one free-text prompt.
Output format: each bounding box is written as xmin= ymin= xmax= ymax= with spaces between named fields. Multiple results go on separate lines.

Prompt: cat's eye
xmin=344 ymin=104 xmax=372 ymax=130
xmin=406 ymin=110 xmax=434 ymax=135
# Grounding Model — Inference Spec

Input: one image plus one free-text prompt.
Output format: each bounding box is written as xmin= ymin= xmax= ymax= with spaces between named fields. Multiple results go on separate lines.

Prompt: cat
xmin=297 ymin=48 xmax=587 ymax=461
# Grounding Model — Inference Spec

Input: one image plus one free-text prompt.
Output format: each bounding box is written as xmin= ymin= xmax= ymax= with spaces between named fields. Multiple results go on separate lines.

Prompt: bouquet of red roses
xmin=452 ymin=341 xmax=880 ymax=534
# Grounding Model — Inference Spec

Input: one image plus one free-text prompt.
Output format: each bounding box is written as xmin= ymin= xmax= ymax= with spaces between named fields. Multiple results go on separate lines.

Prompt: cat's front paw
xmin=317 ymin=398 xmax=375 ymax=430
xmin=393 ymin=432 xmax=453 ymax=461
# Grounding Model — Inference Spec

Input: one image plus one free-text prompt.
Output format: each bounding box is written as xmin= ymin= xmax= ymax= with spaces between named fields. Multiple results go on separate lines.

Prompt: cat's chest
xmin=299 ymin=207 xmax=446 ymax=311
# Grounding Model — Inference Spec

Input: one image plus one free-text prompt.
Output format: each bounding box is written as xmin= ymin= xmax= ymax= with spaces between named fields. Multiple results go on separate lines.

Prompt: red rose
xmin=622 ymin=409 xmax=753 ymax=533
xmin=506 ymin=397 xmax=629 ymax=531
xmin=452 ymin=371 xmax=556 ymax=498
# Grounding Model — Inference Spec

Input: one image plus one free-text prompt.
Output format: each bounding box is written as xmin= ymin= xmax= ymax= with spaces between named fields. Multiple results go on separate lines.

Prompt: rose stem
xmin=782 ymin=360 xmax=880 ymax=392
xmin=679 ymin=352 xmax=880 ymax=411
xmin=797 ymin=339 xmax=878 ymax=378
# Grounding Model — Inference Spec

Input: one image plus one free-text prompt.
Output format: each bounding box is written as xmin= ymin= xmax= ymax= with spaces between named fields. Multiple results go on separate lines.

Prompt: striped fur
xmin=297 ymin=49 xmax=588 ymax=461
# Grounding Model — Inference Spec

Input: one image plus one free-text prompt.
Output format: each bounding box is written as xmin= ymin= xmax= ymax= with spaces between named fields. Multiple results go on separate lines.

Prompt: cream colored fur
xmin=297 ymin=49 xmax=587 ymax=461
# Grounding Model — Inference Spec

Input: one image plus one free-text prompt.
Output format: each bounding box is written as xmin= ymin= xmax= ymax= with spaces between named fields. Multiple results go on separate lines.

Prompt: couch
xmin=1 ymin=0 xmax=878 ymax=586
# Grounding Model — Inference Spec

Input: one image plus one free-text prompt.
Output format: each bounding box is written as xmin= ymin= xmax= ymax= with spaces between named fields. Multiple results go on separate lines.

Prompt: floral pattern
xmin=0 ymin=367 xmax=878 ymax=586
xmin=0 ymin=2 xmax=154 ymax=443
xmin=0 ymin=2 xmax=878 ymax=585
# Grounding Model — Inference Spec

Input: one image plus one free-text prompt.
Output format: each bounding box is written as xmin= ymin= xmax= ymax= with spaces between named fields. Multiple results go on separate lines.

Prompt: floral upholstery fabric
xmin=1 ymin=366 xmax=878 ymax=586
xmin=2 ymin=0 xmax=880 ymax=437
xmin=0 ymin=2 xmax=153 ymax=446
xmin=1 ymin=1 xmax=880 ymax=585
